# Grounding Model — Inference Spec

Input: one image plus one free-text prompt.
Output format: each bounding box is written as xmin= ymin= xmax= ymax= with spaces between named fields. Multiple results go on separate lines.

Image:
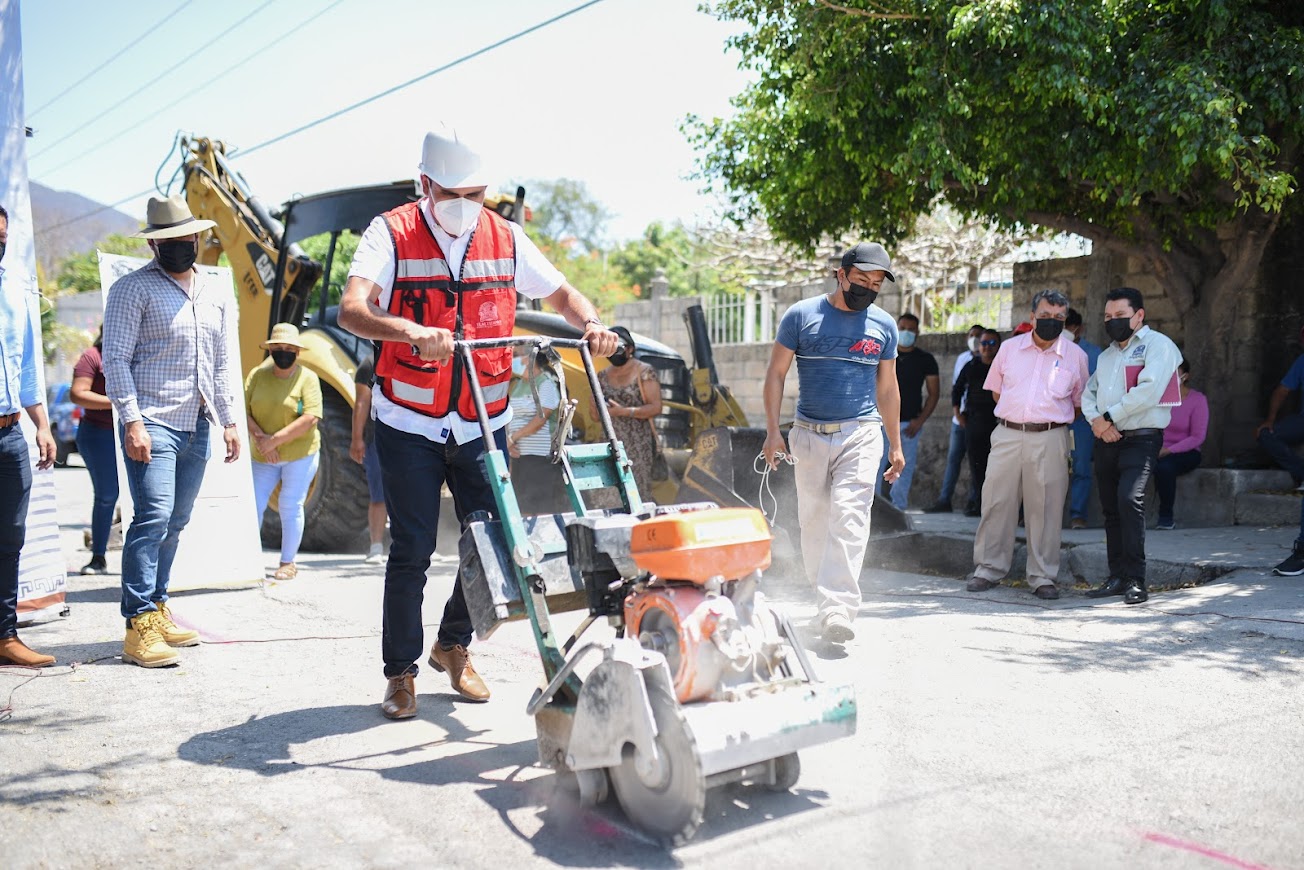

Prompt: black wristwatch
xmin=1102 ymin=411 xmax=1113 ymax=425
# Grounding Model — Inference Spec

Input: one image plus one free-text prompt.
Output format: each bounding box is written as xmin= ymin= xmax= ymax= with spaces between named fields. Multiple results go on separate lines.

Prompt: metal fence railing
xmin=701 ymin=289 xmax=777 ymax=346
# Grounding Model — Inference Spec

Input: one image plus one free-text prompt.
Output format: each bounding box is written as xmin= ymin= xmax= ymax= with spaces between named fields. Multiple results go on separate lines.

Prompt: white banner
xmin=97 ymin=253 xmax=265 ymax=590
xmin=3 ymin=0 xmax=67 ymax=624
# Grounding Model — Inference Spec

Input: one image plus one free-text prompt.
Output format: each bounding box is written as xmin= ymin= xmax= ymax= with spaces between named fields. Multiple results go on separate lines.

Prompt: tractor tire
xmin=260 ymin=389 xmax=370 ymax=553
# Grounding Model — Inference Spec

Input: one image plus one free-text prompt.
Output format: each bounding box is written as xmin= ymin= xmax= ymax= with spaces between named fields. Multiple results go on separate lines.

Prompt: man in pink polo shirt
xmin=966 ymin=290 xmax=1090 ymax=599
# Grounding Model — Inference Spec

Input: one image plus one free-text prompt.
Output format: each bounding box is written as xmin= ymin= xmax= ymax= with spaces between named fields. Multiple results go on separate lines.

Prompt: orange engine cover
xmin=628 ymin=508 xmax=771 ymax=583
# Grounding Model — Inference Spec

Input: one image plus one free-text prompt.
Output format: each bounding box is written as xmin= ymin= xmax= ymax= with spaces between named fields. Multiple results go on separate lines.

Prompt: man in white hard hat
xmin=103 ymin=194 xmax=241 ymax=669
xmin=340 ymin=124 xmax=619 ymax=720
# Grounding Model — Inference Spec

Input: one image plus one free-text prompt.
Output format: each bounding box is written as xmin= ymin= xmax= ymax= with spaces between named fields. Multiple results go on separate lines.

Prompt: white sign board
xmin=97 ymin=253 xmax=265 ymax=590
xmin=3 ymin=0 xmax=67 ymax=623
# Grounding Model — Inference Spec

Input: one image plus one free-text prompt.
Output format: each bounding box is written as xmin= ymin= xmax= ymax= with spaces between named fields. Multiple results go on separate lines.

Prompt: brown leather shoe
xmin=381 ymin=673 xmax=417 ymax=720
xmin=429 ymin=643 xmax=490 ymax=702
xmin=0 ymin=636 xmax=55 ymax=667
xmin=965 ymin=575 xmax=1000 ymax=592
xmin=1033 ymin=584 xmax=1060 ymax=600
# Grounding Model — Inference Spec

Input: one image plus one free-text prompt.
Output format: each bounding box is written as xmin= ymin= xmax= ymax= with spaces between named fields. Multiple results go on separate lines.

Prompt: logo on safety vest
xmin=478 ymin=301 xmax=501 ymax=326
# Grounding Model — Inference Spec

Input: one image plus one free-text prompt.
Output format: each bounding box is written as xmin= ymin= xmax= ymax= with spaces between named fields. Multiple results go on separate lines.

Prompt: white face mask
xmin=967 ymin=336 xmax=980 ymax=354
xmin=898 ymin=329 xmax=917 ymax=348
xmin=432 ymin=196 xmax=483 ymax=237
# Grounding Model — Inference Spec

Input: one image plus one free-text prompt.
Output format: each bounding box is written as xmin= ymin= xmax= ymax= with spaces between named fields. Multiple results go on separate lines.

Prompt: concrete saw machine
xmin=455 ymin=336 xmax=857 ymax=846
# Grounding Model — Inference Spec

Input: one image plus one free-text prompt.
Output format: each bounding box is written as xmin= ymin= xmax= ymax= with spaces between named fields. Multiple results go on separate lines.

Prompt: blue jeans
xmin=1258 ymin=412 xmax=1304 ymax=482
xmin=120 ymin=417 xmax=211 ymax=622
xmin=937 ymin=421 xmax=968 ymax=506
xmin=75 ymin=423 xmax=119 ymax=557
xmin=252 ymin=452 xmax=320 ymax=563
xmin=879 ymin=421 xmax=921 ymax=510
xmin=1155 ymin=450 xmax=1202 ymax=523
xmin=376 ymin=420 xmax=506 ymax=677
xmin=1069 ymin=417 xmax=1095 ymax=520
xmin=0 ymin=424 xmax=32 ymax=639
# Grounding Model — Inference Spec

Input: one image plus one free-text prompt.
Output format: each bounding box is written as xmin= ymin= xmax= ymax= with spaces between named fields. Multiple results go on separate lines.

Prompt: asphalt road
xmin=2 ymin=467 xmax=1302 ymax=869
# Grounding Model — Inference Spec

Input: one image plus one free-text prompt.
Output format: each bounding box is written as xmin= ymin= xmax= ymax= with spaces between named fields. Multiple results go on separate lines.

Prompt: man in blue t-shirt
xmin=1256 ymin=339 xmax=1304 ymax=489
xmin=763 ymin=242 xmax=904 ymax=644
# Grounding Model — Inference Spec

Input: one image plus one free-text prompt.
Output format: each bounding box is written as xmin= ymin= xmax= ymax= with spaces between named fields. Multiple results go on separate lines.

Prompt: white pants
xmin=790 ymin=422 xmax=884 ymax=621
xmin=251 ymin=452 xmax=320 ymax=564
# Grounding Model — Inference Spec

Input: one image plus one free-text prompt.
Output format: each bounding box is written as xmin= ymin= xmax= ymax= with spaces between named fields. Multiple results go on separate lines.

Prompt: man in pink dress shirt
xmin=966 ymin=290 xmax=1090 ymax=599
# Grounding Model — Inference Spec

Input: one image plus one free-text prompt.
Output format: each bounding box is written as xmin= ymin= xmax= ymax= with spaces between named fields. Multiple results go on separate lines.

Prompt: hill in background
xmin=29 ymin=181 xmax=139 ymax=281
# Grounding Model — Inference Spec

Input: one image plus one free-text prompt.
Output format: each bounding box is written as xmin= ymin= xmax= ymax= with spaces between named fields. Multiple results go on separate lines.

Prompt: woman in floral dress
xmin=593 ymin=326 xmax=663 ymax=502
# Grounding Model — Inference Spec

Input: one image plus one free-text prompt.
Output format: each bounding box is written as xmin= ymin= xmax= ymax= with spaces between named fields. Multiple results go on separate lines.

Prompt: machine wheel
xmin=261 ymin=389 xmax=370 ymax=553
xmin=575 ymin=768 xmax=610 ymax=807
xmin=765 ymin=753 xmax=801 ymax=792
xmin=608 ymin=677 xmax=706 ymax=846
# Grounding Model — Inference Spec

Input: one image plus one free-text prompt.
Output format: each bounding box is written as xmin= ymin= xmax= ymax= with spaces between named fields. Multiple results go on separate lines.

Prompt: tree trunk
xmin=1148 ymin=215 xmax=1280 ymax=464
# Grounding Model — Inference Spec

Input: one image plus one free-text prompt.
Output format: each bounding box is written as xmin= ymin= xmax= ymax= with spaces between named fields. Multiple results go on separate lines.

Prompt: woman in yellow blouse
xmin=245 ymin=323 xmax=322 ymax=580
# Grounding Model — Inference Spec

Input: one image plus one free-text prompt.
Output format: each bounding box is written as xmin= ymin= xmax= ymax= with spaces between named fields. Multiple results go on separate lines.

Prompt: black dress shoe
xmin=1124 ymin=581 xmax=1148 ymax=604
xmin=923 ymin=502 xmax=952 ymax=514
xmin=1085 ymin=577 xmax=1129 ymax=598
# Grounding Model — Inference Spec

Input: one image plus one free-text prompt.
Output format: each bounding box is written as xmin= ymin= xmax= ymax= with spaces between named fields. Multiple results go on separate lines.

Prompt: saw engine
xmin=570 ymin=507 xmax=793 ymax=703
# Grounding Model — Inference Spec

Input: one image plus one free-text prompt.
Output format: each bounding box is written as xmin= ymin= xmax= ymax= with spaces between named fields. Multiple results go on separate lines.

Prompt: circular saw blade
xmin=608 ymin=676 xmax=706 ymax=846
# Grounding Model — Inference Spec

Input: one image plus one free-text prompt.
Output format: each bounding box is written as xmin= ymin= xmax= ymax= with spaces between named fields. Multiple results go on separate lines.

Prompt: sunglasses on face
xmin=980 ymin=340 xmax=999 ymax=347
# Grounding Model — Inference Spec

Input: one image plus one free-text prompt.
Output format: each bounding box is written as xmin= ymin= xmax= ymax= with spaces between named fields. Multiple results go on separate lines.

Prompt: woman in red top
xmin=70 ymin=327 xmax=119 ymax=575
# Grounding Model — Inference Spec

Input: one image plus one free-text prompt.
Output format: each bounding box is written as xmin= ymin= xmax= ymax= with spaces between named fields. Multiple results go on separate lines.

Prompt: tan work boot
xmin=429 ymin=643 xmax=490 ymax=702
xmin=381 ymin=673 xmax=417 ymax=720
xmin=123 ymin=612 xmax=180 ymax=668
xmin=0 ymin=636 xmax=55 ymax=667
xmin=154 ymin=602 xmax=201 ymax=647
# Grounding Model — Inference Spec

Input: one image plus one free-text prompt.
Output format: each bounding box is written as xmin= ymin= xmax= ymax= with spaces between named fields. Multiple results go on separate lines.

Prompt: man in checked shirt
xmin=103 ymin=195 xmax=242 ymax=669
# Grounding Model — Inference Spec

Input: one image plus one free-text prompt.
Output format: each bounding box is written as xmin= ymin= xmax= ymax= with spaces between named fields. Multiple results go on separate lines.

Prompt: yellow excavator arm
xmin=180 ymin=136 xmax=323 ymax=378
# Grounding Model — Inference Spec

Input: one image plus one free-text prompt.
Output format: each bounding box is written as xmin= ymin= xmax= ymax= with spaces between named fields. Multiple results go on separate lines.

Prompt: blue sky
xmin=20 ymin=0 xmax=751 ymax=242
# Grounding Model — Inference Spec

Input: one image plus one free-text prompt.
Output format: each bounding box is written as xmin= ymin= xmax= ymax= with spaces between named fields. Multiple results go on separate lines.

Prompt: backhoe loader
xmin=176 ymin=136 xmax=750 ymax=550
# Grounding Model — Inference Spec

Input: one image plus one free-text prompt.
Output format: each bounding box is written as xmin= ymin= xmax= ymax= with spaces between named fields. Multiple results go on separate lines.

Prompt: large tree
xmin=693 ymin=0 xmax=1304 ymax=456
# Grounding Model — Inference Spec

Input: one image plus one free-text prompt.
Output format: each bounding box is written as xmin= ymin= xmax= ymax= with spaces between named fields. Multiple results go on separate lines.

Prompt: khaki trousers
xmin=971 ymin=424 xmax=1070 ymax=589
xmin=791 ymin=421 xmax=883 ymax=621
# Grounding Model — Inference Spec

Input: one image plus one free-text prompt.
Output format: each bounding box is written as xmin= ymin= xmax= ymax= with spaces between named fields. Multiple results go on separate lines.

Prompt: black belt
xmin=0 ymin=412 xmax=20 ymax=429
xmin=1120 ymin=428 xmax=1163 ymax=438
xmin=998 ymin=419 xmax=1066 ymax=432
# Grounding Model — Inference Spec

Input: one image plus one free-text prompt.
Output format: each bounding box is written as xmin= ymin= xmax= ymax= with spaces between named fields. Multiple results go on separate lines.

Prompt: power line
xmin=233 ymin=0 xmax=608 ymax=159
xmin=30 ymin=0 xmax=281 ymax=161
xmin=26 ymin=0 xmax=197 ymax=118
xmin=34 ymin=0 xmax=351 ymax=177
xmin=35 ymin=0 xmax=610 ymax=234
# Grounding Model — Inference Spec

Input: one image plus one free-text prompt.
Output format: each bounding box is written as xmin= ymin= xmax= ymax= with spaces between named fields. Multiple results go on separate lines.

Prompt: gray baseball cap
xmin=840 ymin=242 xmax=895 ymax=282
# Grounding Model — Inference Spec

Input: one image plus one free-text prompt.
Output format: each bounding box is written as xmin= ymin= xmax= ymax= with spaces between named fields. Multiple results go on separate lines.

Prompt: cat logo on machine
xmin=245 ymin=243 xmax=277 ymax=296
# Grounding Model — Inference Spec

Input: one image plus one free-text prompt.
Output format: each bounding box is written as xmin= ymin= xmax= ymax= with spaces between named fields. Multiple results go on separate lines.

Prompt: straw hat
xmin=260 ymin=322 xmax=306 ymax=350
xmin=132 ymin=194 xmax=217 ymax=239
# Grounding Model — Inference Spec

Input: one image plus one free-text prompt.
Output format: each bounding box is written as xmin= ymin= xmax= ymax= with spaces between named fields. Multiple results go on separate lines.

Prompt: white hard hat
xmin=418 ymin=123 xmax=490 ymax=191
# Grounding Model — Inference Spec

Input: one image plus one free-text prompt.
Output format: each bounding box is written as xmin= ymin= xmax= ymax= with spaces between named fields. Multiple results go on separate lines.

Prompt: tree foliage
xmin=298 ymin=231 xmax=360 ymax=307
xmin=694 ymin=1 xmax=1303 ymax=256
xmin=693 ymin=0 xmax=1304 ymax=457
xmin=517 ymin=178 xmax=613 ymax=254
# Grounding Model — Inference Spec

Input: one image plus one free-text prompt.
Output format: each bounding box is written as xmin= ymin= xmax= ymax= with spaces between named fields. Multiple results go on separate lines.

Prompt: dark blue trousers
xmin=0 ymin=424 xmax=32 ymax=639
xmin=376 ymin=420 xmax=506 ymax=678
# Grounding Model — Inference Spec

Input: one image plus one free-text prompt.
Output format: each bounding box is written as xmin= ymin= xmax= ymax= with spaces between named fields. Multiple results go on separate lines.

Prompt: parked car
xmin=48 ymin=382 xmax=81 ymax=466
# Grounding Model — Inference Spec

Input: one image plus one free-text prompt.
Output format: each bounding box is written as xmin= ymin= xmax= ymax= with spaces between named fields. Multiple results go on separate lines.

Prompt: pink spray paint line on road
xmin=1142 ymin=831 xmax=1276 ymax=870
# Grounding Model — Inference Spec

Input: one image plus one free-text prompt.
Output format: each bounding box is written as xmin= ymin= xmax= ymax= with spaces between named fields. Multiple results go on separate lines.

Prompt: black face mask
xmin=1104 ymin=317 xmax=1135 ymax=344
xmin=842 ymin=282 xmax=877 ymax=312
xmin=0 ymin=241 xmax=6 ymax=264
xmin=271 ymin=350 xmax=298 ymax=370
xmin=1034 ymin=318 xmax=1065 ymax=342
xmin=608 ymin=349 xmax=630 ymax=367
xmin=155 ymin=239 xmax=197 ymax=273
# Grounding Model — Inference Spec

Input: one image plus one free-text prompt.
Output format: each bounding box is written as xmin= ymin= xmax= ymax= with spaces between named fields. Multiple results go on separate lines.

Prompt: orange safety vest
xmin=374 ymin=202 xmax=517 ymax=421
